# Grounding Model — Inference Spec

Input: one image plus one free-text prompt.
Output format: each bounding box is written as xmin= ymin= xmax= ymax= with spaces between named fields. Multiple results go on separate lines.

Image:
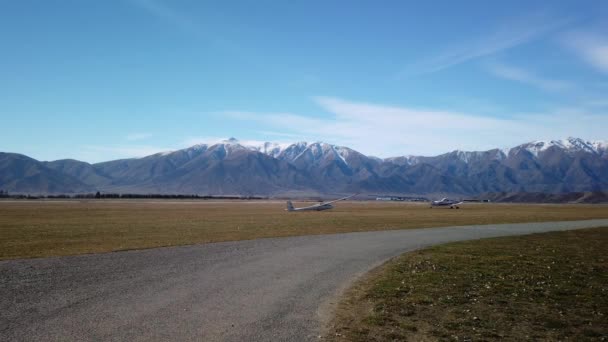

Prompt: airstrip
xmin=1 ymin=200 xmax=607 ymax=259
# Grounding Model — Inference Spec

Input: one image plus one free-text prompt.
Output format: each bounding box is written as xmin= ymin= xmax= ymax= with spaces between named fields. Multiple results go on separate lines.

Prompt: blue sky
xmin=1 ymin=0 xmax=607 ymax=162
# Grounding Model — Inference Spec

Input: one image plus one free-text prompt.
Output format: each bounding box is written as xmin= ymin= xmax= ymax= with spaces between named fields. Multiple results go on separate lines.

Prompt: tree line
xmin=0 ymin=190 xmax=265 ymax=200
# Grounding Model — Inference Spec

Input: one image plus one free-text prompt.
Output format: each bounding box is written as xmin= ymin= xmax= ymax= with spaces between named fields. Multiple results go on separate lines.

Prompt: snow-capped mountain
xmin=2 ymin=137 xmax=607 ymax=195
xmin=152 ymin=138 xmax=289 ymax=160
xmin=276 ymin=142 xmax=349 ymax=165
xmin=514 ymin=137 xmax=607 ymax=157
xmin=383 ymin=155 xmax=420 ymax=166
xmin=203 ymin=139 xmax=360 ymax=166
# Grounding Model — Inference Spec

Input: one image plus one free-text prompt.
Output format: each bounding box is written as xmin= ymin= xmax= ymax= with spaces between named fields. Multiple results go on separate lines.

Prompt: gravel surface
xmin=2 ymin=219 xmax=608 ymax=341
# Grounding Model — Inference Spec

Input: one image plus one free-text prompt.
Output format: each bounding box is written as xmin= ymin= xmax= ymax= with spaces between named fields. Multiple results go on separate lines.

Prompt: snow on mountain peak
xmin=591 ymin=140 xmax=608 ymax=152
xmin=333 ymin=146 xmax=353 ymax=165
xmin=309 ymin=142 xmax=352 ymax=165
xmin=249 ymin=141 xmax=292 ymax=158
xmin=188 ymin=143 xmax=209 ymax=150
xmin=251 ymin=140 xmax=353 ymax=166
xmin=518 ymin=137 xmax=604 ymax=157
xmin=384 ymin=155 xmax=420 ymax=166
xmin=454 ymin=150 xmax=482 ymax=163
xmin=177 ymin=136 xmax=606 ymax=165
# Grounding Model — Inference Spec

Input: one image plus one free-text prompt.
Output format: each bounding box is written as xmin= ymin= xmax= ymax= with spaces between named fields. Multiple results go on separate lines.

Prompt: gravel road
xmin=2 ymin=219 xmax=607 ymax=341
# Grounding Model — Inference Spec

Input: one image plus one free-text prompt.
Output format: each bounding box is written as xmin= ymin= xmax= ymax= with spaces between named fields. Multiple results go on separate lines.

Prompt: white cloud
xmin=562 ymin=30 xmax=608 ymax=73
xmin=255 ymin=130 xmax=310 ymax=139
xmin=130 ymin=0 xmax=199 ymax=33
xmin=74 ymin=98 xmax=607 ymax=162
xmin=79 ymin=145 xmax=172 ymax=163
xmin=486 ymin=63 xmax=574 ymax=92
xmin=224 ymin=97 xmax=608 ymax=157
xmin=129 ymin=0 xmax=236 ymax=50
xmin=126 ymin=133 xmax=153 ymax=141
xmin=180 ymin=136 xmax=226 ymax=147
xmin=403 ymin=13 xmax=571 ymax=74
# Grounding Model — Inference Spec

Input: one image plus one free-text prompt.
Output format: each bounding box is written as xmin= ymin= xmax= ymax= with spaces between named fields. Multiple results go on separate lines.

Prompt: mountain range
xmin=1 ymin=137 xmax=607 ymax=196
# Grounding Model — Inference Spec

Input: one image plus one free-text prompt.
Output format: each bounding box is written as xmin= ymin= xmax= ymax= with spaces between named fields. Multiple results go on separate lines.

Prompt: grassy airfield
xmin=326 ymin=227 xmax=608 ymax=341
xmin=1 ymin=200 xmax=607 ymax=260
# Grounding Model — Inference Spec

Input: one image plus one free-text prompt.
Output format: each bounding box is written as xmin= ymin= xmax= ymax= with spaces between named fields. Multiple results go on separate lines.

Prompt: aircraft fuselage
xmin=430 ymin=198 xmax=462 ymax=209
xmin=294 ymin=203 xmax=334 ymax=211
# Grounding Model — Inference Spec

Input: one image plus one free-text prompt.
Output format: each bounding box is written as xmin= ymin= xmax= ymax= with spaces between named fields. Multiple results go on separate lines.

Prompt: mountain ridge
xmin=1 ymin=137 xmax=607 ymax=195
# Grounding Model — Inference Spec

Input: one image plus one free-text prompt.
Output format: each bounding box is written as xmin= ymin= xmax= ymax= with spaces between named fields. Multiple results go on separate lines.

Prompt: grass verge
xmin=326 ymin=227 xmax=608 ymax=341
xmin=1 ymin=200 xmax=607 ymax=259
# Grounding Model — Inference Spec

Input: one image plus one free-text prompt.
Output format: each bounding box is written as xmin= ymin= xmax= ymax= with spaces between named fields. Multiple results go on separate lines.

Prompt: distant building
xmin=376 ymin=196 xmax=394 ymax=201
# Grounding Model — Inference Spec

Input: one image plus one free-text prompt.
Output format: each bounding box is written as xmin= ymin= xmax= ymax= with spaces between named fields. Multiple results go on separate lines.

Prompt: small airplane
xmin=430 ymin=198 xmax=463 ymax=209
xmin=286 ymin=194 xmax=357 ymax=212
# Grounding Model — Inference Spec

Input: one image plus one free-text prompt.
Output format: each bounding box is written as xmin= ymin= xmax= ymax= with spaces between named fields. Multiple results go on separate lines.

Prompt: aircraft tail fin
xmin=286 ymin=201 xmax=295 ymax=211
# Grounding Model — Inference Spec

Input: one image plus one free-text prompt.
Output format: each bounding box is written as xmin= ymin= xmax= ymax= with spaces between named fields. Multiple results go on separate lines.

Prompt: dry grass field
xmin=326 ymin=227 xmax=608 ymax=341
xmin=1 ymin=200 xmax=607 ymax=260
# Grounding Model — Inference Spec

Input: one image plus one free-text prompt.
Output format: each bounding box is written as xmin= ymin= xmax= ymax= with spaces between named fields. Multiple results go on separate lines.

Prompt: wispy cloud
xmin=129 ymin=0 xmax=235 ymax=49
xmin=130 ymin=0 xmax=200 ymax=34
xmin=126 ymin=133 xmax=152 ymax=141
xmin=79 ymin=144 xmax=172 ymax=163
xmin=562 ymin=30 xmax=608 ymax=73
xmin=180 ymin=136 xmax=237 ymax=147
xmin=224 ymin=97 xmax=608 ymax=157
xmin=255 ymin=130 xmax=311 ymax=140
xmin=486 ymin=62 xmax=575 ymax=92
xmin=403 ymin=13 xmax=572 ymax=75
xmin=74 ymin=96 xmax=607 ymax=162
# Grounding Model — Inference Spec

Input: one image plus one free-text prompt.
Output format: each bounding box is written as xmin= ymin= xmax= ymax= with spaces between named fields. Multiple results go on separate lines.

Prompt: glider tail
xmin=286 ymin=201 xmax=295 ymax=211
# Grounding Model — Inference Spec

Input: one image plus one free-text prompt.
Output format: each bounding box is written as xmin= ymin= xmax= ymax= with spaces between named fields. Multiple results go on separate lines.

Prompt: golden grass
xmin=1 ymin=200 xmax=607 ymax=260
xmin=326 ymin=227 xmax=608 ymax=341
